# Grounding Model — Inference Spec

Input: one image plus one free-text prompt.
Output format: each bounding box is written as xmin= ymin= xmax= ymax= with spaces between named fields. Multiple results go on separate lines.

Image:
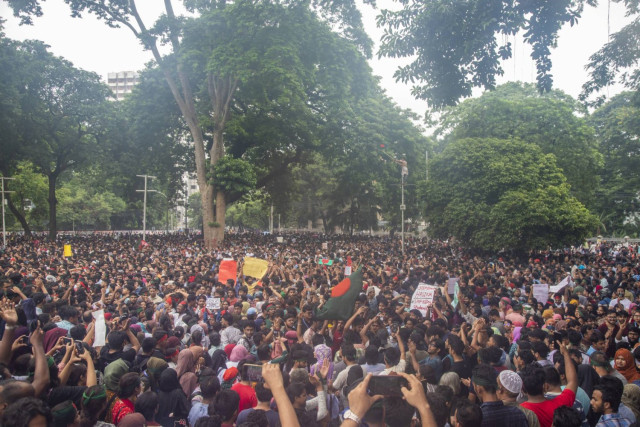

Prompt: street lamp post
xmin=1 ymin=177 xmax=15 ymax=248
xmin=136 ymin=175 xmax=156 ymax=241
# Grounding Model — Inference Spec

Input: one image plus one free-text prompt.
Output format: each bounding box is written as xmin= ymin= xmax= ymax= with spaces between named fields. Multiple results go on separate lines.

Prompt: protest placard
xmin=277 ymin=237 xmax=284 ymax=243
xmin=243 ymin=257 xmax=269 ymax=279
xmin=410 ymin=283 xmax=438 ymax=317
xmin=92 ymin=310 xmax=106 ymax=347
xmin=322 ymin=242 xmax=328 ymax=250
xmin=533 ymin=283 xmax=549 ymax=303
xmin=206 ymin=298 xmax=221 ymax=311
xmin=344 ymin=266 xmax=352 ymax=276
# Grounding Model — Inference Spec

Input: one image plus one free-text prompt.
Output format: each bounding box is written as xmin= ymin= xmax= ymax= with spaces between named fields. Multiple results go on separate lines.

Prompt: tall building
xmin=107 ymin=71 xmax=139 ymax=100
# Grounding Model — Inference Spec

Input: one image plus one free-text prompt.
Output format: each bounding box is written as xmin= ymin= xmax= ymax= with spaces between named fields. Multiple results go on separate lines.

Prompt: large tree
xmin=0 ymin=38 xmax=111 ymax=240
xmin=5 ymin=0 xmax=376 ymax=247
xmin=437 ymin=83 xmax=602 ymax=206
xmin=423 ymin=137 xmax=597 ymax=251
xmin=590 ymin=92 xmax=640 ymax=235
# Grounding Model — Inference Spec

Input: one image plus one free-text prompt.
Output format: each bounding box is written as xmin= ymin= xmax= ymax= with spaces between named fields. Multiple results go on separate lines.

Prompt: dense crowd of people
xmin=0 ymin=231 xmax=639 ymax=427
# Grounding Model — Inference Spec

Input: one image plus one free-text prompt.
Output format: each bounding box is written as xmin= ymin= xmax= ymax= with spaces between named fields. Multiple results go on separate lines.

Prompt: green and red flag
xmin=315 ymin=268 xmax=363 ymax=321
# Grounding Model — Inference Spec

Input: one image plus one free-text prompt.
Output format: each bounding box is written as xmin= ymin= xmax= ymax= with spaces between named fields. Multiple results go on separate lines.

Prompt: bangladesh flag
xmin=315 ymin=268 xmax=363 ymax=321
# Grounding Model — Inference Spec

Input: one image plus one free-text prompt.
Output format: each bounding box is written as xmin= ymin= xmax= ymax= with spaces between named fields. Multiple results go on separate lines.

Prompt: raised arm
xmin=263 ymin=363 xmax=300 ymax=427
xmin=30 ymin=325 xmax=50 ymax=397
xmin=0 ymin=299 xmax=18 ymax=365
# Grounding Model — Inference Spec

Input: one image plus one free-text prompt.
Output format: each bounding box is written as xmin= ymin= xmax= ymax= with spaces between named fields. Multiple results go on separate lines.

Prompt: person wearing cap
xmin=498 ymin=370 xmax=541 ymax=427
xmin=472 ymin=363 xmax=528 ymax=427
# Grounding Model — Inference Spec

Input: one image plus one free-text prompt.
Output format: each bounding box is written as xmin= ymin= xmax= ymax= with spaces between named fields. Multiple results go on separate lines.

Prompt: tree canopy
xmin=437 ymin=83 xmax=602 ymax=206
xmin=423 ymin=137 xmax=597 ymax=251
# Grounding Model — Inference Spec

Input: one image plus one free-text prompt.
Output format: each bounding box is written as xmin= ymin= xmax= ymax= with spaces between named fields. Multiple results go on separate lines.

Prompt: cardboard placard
xmin=206 ymin=297 xmax=221 ymax=311
xmin=532 ymin=283 xmax=549 ymax=303
xmin=344 ymin=266 xmax=352 ymax=276
xmin=410 ymin=283 xmax=438 ymax=317
xmin=63 ymin=244 xmax=73 ymax=257
xmin=243 ymin=257 xmax=269 ymax=279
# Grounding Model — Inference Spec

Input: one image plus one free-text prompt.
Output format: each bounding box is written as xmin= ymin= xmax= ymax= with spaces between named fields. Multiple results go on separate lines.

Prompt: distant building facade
xmin=107 ymin=71 xmax=139 ymax=100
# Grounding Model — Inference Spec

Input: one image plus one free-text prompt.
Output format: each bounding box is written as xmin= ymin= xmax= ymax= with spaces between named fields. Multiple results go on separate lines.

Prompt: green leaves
xmin=209 ymin=156 xmax=256 ymax=201
xmin=424 ymin=137 xmax=597 ymax=251
xmin=377 ymin=0 xmax=594 ymax=108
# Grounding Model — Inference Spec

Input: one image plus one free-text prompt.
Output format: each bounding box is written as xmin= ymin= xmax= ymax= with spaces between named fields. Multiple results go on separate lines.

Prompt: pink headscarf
xmin=230 ymin=345 xmax=250 ymax=362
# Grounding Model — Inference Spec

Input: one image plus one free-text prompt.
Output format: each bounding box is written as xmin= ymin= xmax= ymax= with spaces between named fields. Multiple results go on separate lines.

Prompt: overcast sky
xmin=0 ymin=0 xmax=629 ymax=118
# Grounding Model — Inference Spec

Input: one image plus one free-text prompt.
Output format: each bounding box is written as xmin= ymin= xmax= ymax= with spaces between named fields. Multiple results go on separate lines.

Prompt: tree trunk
xmin=6 ymin=198 xmax=32 ymax=238
xmin=201 ymin=184 xmax=216 ymax=247
xmin=47 ymin=173 xmax=58 ymax=241
xmin=214 ymin=190 xmax=226 ymax=242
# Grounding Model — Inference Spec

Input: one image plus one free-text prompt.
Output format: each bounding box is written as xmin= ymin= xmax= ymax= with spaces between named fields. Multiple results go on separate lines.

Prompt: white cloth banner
xmin=92 ymin=309 xmax=106 ymax=347
xmin=550 ymin=275 xmax=572 ymax=293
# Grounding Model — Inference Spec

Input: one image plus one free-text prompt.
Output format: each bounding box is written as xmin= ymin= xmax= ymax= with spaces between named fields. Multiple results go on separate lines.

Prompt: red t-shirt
xmin=521 ymin=388 xmax=576 ymax=427
xmin=231 ymin=382 xmax=257 ymax=413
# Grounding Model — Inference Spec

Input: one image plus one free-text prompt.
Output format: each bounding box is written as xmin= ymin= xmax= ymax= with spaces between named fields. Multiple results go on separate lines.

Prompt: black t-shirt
xmin=98 ymin=346 xmax=136 ymax=371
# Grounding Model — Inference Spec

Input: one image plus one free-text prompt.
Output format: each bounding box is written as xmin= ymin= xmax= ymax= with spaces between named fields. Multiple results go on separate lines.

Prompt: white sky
xmin=0 ymin=0 xmax=630 ymax=119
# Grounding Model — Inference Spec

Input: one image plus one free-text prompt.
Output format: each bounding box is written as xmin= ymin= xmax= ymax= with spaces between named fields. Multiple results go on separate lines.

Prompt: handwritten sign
xmin=322 ymin=242 xmax=328 ymax=250
xmin=532 ymin=283 xmax=549 ymax=304
xmin=206 ymin=298 xmax=221 ymax=311
xmin=344 ymin=266 xmax=352 ymax=276
xmin=277 ymin=237 xmax=284 ymax=243
xmin=410 ymin=283 xmax=438 ymax=317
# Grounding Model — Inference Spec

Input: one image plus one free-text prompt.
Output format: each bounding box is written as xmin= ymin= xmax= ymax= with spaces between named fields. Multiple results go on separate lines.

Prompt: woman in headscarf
xmin=156 ymin=369 xmax=190 ymax=427
xmin=176 ymin=347 xmax=204 ymax=397
xmin=310 ymin=344 xmax=334 ymax=380
xmin=44 ymin=328 xmax=68 ymax=354
xmin=622 ymin=383 xmax=640 ymax=422
xmin=103 ymin=359 xmax=129 ymax=423
xmin=229 ymin=345 xmax=251 ymax=364
xmin=615 ymin=348 xmax=640 ymax=385
xmin=144 ymin=357 xmax=168 ymax=393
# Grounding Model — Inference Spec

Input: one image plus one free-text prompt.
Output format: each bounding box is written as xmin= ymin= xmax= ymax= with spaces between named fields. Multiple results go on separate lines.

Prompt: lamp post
xmin=136 ymin=175 xmax=156 ymax=240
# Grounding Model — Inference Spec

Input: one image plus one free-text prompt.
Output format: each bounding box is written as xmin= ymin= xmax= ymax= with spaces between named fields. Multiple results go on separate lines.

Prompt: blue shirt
xmin=596 ymin=413 xmax=632 ymax=427
xmin=188 ymin=402 xmax=208 ymax=427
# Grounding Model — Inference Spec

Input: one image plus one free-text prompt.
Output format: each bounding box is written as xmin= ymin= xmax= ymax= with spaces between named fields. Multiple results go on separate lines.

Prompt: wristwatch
xmin=344 ymin=410 xmax=361 ymax=425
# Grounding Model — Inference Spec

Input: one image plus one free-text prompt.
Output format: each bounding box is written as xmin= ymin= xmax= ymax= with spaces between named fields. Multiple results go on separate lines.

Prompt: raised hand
xmin=0 ymin=299 xmax=18 ymax=326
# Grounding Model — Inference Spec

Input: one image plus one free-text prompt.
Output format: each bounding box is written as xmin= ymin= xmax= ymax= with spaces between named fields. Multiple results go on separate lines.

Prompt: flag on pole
xmin=315 ymin=268 xmax=364 ymax=321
